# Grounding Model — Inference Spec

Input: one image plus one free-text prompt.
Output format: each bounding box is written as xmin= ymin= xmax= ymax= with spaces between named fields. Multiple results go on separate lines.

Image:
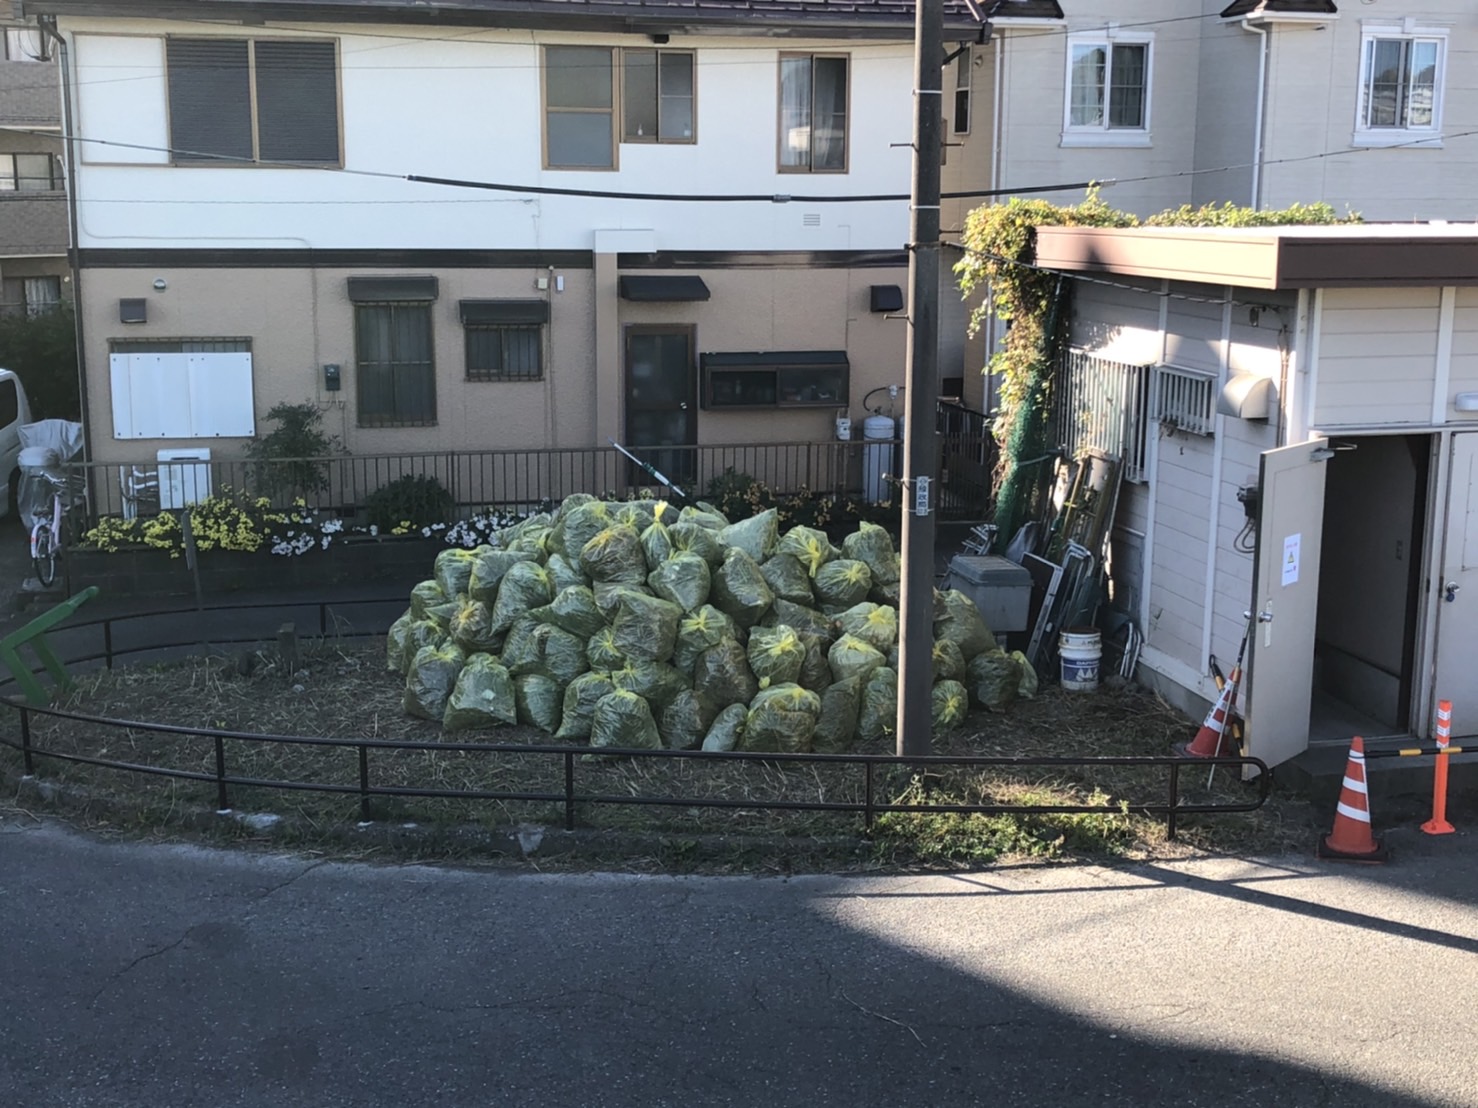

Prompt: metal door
xmin=1244 ymin=438 xmax=1330 ymax=771
xmin=624 ymin=326 xmax=697 ymax=487
xmin=1432 ymin=433 xmax=1478 ymax=736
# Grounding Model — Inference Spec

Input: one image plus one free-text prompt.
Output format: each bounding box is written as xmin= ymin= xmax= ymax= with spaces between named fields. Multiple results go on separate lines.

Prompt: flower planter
xmin=67 ymin=535 xmax=445 ymax=599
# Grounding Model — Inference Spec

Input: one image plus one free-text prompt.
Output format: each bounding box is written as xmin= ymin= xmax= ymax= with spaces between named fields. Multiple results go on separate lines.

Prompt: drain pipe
xmin=1242 ymin=18 xmax=1270 ymax=210
xmin=38 ymin=17 xmax=93 ymax=469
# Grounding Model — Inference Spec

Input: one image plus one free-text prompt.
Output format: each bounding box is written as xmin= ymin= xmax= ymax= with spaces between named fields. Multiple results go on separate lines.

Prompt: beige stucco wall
xmin=82 ymin=259 xmax=912 ymax=469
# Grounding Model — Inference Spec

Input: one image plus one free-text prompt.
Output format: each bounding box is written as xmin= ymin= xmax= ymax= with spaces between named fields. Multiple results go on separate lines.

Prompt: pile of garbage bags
xmin=388 ymin=495 xmax=1035 ymax=753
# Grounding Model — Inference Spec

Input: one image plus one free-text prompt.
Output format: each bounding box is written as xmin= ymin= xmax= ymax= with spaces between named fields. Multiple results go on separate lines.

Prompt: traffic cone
xmin=1317 ymin=736 xmax=1389 ymax=863
xmin=1175 ymin=677 xmax=1236 ymax=759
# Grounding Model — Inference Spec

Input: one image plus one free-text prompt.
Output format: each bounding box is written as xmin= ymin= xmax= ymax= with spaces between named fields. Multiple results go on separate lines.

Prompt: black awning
xmin=619 ymin=275 xmax=711 ymax=302
xmin=347 ymin=275 xmax=439 ymax=302
xmin=459 ymin=299 xmax=550 ymax=325
xmin=869 ymin=284 xmax=904 ymax=312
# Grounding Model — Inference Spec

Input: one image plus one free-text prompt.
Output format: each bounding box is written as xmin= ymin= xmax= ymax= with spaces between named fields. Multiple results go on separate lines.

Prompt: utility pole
xmin=896 ymin=0 xmax=943 ymax=758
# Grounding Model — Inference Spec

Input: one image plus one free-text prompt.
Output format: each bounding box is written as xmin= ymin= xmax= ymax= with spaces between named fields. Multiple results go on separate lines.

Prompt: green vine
xmin=954 ymin=189 xmax=1359 ymax=546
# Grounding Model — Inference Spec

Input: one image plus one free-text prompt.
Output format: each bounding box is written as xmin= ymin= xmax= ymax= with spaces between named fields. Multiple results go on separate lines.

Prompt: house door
xmin=1244 ymin=438 xmax=1329 ymax=772
xmin=1432 ymin=432 xmax=1478 ymax=736
xmin=624 ymin=326 xmax=697 ymax=490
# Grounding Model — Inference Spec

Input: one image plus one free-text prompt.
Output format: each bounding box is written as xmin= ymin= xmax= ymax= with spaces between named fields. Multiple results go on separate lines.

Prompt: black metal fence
xmin=84 ymin=407 xmax=999 ymax=526
xmin=0 ymin=598 xmax=1270 ymax=842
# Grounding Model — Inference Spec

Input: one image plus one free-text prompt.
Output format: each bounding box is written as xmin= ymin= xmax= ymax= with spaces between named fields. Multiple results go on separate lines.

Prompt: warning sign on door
xmin=1282 ymin=533 xmax=1301 ymax=587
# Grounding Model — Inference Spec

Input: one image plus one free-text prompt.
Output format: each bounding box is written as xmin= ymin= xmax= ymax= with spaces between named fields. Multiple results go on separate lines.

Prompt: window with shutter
xmin=166 ymin=37 xmax=340 ymax=166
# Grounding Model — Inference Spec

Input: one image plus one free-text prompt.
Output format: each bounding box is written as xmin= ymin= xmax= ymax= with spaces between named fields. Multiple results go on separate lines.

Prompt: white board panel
xmin=74 ymin=35 xmax=169 ymax=166
xmin=187 ymin=353 xmax=255 ymax=437
xmin=108 ymin=353 xmax=134 ymax=438
xmin=130 ymin=354 xmax=192 ymax=438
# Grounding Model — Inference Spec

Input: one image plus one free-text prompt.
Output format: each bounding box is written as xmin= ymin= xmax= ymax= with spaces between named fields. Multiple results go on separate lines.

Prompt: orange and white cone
xmin=1317 ymin=736 xmax=1389 ymax=862
xmin=1175 ymin=675 xmax=1237 ymax=759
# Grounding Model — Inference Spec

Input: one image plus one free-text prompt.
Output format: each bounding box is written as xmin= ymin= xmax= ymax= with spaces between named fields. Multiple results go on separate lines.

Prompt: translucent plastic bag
xmin=448 ymin=598 xmax=500 ymax=655
xmin=747 ymin=624 xmax=806 ymax=687
xmin=555 ymin=671 xmax=617 ymax=742
xmin=710 ymin=547 xmax=774 ymax=628
xmin=611 ymin=590 xmax=684 ymax=663
xmin=692 ymin=638 xmax=758 ymax=708
xmin=828 ymin=633 xmax=886 ymax=684
xmin=856 ymin=666 xmax=898 ymax=744
xmin=610 ymin=659 xmax=689 ymax=709
xmin=842 ymin=521 xmax=901 ymax=586
xmin=648 ymin=551 xmax=711 ymax=613
xmin=668 ymin=521 xmax=725 ymax=567
xmin=775 ymin=525 xmax=837 ymax=576
xmin=760 ymin=554 xmax=814 ymax=606
xmin=468 ymin=549 xmax=538 ymax=605
xmin=404 ymin=642 xmax=467 ymax=721
xmin=409 ymin=580 xmax=445 ymax=620
xmin=442 ymin=655 xmax=518 ymax=731
xmin=659 ymin=689 xmax=716 ymax=750
xmin=514 ymin=672 xmax=564 ymax=733
xmin=551 ymin=499 xmax=613 ymax=562
xmin=502 ymin=620 xmax=588 ymax=687
xmin=931 ymin=638 xmax=966 ymax=683
xmin=434 ymin=547 xmax=480 ymax=599
xmin=701 ymin=703 xmax=748 ymax=752
xmin=489 ymin=561 xmax=554 ymax=635
xmin=813 ymin=559 xmax=872 ymax=612
xmin=931 ymin=679 xmax=970 ymax=733
xmin=579 ymin=524 xmax=647 ymax=585
xmin=812 ymin=677 xmax=862 ymax=753
xmin=587 ymin=627 xmax=626 ymax=672
xmin=743 ymin=684 xmax=820 ymax=754
xmin=528 ymin=585 xmax=606 ymax=640
xmin=836 ymin=602 xmax=898 ymax=651
xmin=589 ymin=690 xmax=662 ymax=751
xmin=768 ymin=598 xmax=836 ymax=644
xmin=640 ymin=520 xmax=673 ymax=572
xmin=934 ymin=589 xmax=995 ymax=661
xmin=718 ymin=508 xmax=779 ymax=563
xmin=967 ymin=649 xmax=1022 ymax=711
xmin=673 ymin=604 xmax=741 ymax=674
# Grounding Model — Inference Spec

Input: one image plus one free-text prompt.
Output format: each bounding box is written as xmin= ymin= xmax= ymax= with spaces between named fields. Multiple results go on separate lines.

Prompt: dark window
xmin=356 ymin=304 xmax=436 ymax=427
xmin=623 ymin=50 xmax=695 ymax=143
xmin=701 ymin=351 xmax=849 ymax=409
xmin=2 ymin=275 xmax=61 ymax=318
xmin=953 ymin=48 xmax=971 ymax=136
xmin=110 ymin=337 xmax=251 ymax=354
xmin=779 ymin=54 xmax=848 ymax=172
xmin=166 ymin=37 xmax=339 ymax=165
xmin=0 ymin=379 xmax=17 ymax=428
xmin=466 ymin=326 xmax=542 ymax=381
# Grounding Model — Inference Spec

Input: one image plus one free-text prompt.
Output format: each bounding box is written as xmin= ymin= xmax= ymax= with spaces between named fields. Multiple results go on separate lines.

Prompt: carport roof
xmin=1031 ymin=224 xmax=1478 ymax=291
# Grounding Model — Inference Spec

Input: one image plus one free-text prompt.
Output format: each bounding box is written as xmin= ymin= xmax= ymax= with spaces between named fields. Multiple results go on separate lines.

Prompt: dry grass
xmin=0 ymin=637 xmax=1326 ymax=868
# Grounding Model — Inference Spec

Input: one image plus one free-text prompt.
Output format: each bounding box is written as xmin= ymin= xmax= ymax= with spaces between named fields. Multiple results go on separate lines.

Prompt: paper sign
xmin=1281 ymin=533 xmax=1301 ymax=587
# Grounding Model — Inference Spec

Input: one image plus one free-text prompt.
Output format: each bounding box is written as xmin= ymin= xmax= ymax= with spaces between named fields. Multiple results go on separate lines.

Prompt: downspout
xmin=1242 ymin=18 xmax=1270 ymax=210
xmin=38 ymin=16 xmax=92 ymax=467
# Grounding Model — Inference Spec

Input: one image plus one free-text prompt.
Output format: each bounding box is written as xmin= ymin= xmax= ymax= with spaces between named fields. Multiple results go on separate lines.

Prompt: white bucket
xmin=1059 ymin=627 xmax=1102 ymax=691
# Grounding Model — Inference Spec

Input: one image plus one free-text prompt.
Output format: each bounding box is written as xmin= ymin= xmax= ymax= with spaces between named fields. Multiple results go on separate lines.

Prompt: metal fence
xmin=1053 ymin=350 xmax=1151 ymax=483
xmin=0 ymin=597 xmax=1271 ymax=842
xmin=81 ymin=418 xmax=999 ymax=526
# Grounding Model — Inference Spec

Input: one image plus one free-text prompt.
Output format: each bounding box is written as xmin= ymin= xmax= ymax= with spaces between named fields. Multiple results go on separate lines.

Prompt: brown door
xmin=624 ymin=325 xmax=697 ymax=490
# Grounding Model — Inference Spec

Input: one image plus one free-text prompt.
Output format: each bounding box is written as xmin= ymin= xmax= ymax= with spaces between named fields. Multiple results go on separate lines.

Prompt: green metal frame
xmin=0 ymin=587 xmax=99 ymax=705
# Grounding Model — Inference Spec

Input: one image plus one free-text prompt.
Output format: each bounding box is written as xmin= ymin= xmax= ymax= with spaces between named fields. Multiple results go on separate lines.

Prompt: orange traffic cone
xmin=1175 ymin=676 xmax=1236 ymax=759
xmin=1317 ymin=736 xmax=1389 ymax=863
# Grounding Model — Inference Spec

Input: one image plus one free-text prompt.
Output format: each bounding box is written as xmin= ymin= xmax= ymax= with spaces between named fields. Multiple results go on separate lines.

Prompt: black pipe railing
xmin=0 ymin=597 xmax=1269 ymax=841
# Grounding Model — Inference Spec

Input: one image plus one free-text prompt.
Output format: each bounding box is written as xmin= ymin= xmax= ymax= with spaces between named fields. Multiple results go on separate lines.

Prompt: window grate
xmin=1151 ymin=365 xmax=1217 ymax=437
xmin=1054 ymin=350 xmax=1150 ymax=483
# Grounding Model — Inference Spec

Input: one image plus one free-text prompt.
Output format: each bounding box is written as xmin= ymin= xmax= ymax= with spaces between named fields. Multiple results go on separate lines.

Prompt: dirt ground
xmin=1 ymin=634 xmax=1330 ymax=869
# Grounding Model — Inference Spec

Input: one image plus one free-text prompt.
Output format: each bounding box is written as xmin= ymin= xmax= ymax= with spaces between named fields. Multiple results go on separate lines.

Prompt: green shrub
xmin=244 ymin=402 xmax=344 ymax=498
xmin=366 ymin=474 xmax=454 ymax=531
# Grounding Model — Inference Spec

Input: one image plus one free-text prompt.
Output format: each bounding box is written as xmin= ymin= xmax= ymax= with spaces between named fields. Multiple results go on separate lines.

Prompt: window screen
xmin=255 ymin=41 xmax=340 ymax=162
xmin=167 ymin=38 xmax=253 ymax=162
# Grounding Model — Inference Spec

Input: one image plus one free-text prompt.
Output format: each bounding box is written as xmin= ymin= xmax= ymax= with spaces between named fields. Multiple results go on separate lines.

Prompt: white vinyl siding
xmin=1449 ymin=288 xmax=1478 ymax=421
xmin=1315 ymin=288 xmax=1442 ymax=427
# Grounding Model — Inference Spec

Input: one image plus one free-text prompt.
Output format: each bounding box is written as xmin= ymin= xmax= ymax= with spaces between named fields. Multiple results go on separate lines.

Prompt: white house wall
xmin=1313 ymin=287 xmax=1442 ymax=428
xmin=1190 ymin=2 xmax=1257 ymax=209
xmin=1446 ymin=288 xmax=1478 ymax=423
xmin=65 ymin=20 xmax=917 ymax=252
xmin=1070 ymin=277 xmax=1293 ymax=714
xmin=1259 ymin=5 xmax=1478 ymax=221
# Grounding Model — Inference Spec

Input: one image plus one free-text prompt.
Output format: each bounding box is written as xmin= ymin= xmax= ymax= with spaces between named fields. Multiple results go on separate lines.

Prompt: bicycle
xmin=30 ymin=471 xmax=81 ymax=587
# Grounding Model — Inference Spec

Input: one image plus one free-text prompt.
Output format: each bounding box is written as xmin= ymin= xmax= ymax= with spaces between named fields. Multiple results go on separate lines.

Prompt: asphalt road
xmin=3 ymin=820 xmax=1477 ymax=1107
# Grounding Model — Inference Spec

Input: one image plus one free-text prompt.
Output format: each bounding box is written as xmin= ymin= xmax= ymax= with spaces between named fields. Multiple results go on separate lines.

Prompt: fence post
xmin=1167 ymin=760 xmax=1180 ymax=841
xmin=214 ymin=734 xmax=230 ymax=813
xmin=103 ymin=620 xmax=114 ymax=670
xmin=358 ymin=744 xmax=371 ymax=823
xmin=19 ymin=705 xmax=33 ymax=776
xmin=564 ymin=750 xmax=576 ymax=832
xmin=863 ymin=761 xmax=874 ymax=834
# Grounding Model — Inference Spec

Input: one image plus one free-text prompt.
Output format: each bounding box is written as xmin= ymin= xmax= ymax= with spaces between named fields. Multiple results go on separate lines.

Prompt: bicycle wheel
xmin=32 ymin=523 xmax=56 ymax=587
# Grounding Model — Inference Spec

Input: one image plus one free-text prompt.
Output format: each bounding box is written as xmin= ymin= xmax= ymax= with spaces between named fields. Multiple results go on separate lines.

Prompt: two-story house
xmin=0 ymin=0 xmax=67 ymax=317
xmin=28 ymin=0 xmax=997 ymax=508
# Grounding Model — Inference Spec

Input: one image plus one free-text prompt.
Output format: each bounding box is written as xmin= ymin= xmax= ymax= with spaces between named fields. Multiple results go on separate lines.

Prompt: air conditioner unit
xmin=156 ymin=448 xmax=212 ymax=509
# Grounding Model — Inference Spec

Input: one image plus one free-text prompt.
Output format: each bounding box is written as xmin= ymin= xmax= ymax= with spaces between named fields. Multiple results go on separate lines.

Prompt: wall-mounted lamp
xmin=152 ymin=278 xmax=167 ymax=291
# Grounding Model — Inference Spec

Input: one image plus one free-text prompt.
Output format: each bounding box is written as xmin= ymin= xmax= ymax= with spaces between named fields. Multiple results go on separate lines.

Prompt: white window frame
xmin=1061 ymin=29 xmax=1153 ymax=149
xmin=1352 ymin=21 xmax=1447 ymax=149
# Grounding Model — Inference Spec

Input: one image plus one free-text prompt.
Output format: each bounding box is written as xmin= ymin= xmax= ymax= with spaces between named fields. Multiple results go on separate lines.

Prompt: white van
xmin=0 ymin=369 xmax=35 ymax=516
